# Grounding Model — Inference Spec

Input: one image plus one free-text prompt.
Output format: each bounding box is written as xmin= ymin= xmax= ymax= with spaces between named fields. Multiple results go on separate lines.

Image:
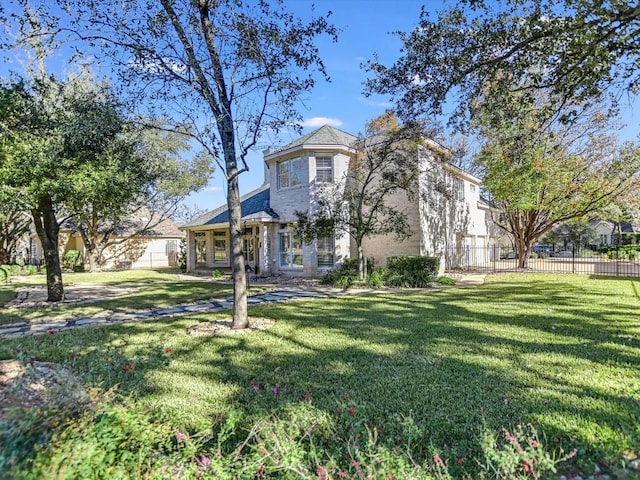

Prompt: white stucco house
xmin=181 ymin=125 xmax=497 ymax=276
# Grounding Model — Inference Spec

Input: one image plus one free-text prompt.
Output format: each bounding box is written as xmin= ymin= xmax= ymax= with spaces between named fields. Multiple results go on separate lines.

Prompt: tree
xmin=366 ymin=0 xmax=640 ymax=127
xmin=296 ymin=113 xmax=426 ymax=280
xmin=65 ymin=120 xmax=212 ymax=272
xmin=0 ymin=79 xmax=72 ymax=301
xmin=27 ymin=0 xmax=338 ymax=328
xmin=0 ymin=191 xmax=31 ymax=264
xmin=476 ymin=88 xmax=640 ymax=268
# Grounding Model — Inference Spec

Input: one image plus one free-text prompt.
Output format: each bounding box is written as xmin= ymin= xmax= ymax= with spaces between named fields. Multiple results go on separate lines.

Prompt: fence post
xmin=493 ymin=245 xmax=497 ymax=273
xmin=572 ymin=245 xmax=575 ymax=274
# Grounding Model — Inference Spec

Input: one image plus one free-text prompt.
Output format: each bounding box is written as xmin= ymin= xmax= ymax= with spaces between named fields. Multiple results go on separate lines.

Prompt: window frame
xmin=277 ymin=157 xmax=303 ymax=189
xmin=278 ymin=230 xmax=303 ymax=269
xmin=213 ymin=231 xmax=228 ymax=263
xmin=316 ymin=236 xmax=335 ymax=268
xmin=315 ymin=155 xmax=333 ymax=183
xmin=453 ymin=177 xmax=465 ymax=201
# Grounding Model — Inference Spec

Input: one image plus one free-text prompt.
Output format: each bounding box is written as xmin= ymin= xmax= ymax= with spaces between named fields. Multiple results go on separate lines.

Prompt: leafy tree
xmin=0 ymin=191 xmax=31 ymax=265
xmin=24 ymin=0 xmax=338 ymax=327
xmin=366 ymin=0 xmax=640 ymax=127
xmin=0 ymin=79 xmax=71 ymax=301
xmin=65 ymin=117 xmax=212 ymax=272
xmin=476 ymin=88 xmax=640 ymax=267
xmin=296 ymin=113 xmax=426 ymax=280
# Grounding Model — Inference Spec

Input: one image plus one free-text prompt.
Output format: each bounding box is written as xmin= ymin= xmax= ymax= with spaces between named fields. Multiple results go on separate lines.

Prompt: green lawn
xmin=1 ymin=273 xmax=639 ymax=479
xmin=0 ymin=269 xmax=259 ymax=325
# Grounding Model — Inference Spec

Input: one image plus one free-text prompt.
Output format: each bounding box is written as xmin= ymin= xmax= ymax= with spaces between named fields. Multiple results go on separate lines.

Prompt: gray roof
xmin=60 ymin=214 xmax=184 ymax=238
xmin=269 ymin=125 xmax=358 ymax=156
xmin=181 ymin=184 xmax=279 ymax=228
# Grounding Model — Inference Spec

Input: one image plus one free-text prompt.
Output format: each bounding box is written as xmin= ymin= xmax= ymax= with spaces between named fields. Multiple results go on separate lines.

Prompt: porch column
xmin=186 ymin=230 xmax=196 ymax=272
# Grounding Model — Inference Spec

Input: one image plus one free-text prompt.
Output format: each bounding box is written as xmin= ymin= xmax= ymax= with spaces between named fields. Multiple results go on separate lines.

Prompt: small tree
xmin=296 ymin=113 xmax=425 ymax=280
xmin=66 ymin=123 xmax=212 ymax=272
xmin=476 ymin=87 xmax=640 ymax=268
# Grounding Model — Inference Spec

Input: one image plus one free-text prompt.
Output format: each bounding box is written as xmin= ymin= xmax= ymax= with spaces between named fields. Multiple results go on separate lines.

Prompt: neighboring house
xmin=590 ymin=218 xmax=638 ymax=247
xmin=181 ymin=125 xmax=497 ymax=276
xmin=30 ymin=216 xmax=184 ymax=269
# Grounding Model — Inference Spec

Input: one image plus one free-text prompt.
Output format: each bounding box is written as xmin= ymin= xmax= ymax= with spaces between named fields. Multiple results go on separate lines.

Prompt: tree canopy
xmin=475 ymin=87 xmax=640 ymax=267
xmin=366 ymin=0 xmax=640 ymax=127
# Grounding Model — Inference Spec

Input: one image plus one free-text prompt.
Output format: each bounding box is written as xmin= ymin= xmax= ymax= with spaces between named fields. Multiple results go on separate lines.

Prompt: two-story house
xmin=181 ymin=125 xmax=496 ymax=276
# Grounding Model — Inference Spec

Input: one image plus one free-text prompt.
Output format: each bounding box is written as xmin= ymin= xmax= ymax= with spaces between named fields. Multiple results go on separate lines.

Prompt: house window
xmin=165 ymin=239 xmax=178 ymax=256
xmin=213 ymin=231 xmax=227 ymax=263
xmin=243 ymin=237 xmax=254 ymax=263
xmin=315 ymin=156 xmax=333 ymax=183
xmin=195 ymin=232 xmax=206 ymax=265
xmin=277 ymin=158 xmax=303 ymax=189
xmin=454 ymin=177 xmax=464 ymax=201
xmin=316 ymin=236 xmax=334 ymax=268
xmin=279 ymin=230 xmax=303 ymax=268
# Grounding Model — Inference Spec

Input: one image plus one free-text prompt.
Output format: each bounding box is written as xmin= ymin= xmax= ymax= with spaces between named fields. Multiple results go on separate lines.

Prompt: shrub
xmin=178 ymin=239 xmax=187 ymax=271
xmin=212 ymin=269 xmax=224 ymax=278
xmin=366 ymin=267 xmax=387 ymax=288
xmin=63 ymin=250 xmax=83 ymax=271
xmin=478 ymin=424 xmax=577 ymax=480
xmin=436 ymin=276 xmax=456 ymax=286
xmin=386 ymin=256 xmax=439 ymax=288
xmin=320 ymin=258 xmax=374 ymax=289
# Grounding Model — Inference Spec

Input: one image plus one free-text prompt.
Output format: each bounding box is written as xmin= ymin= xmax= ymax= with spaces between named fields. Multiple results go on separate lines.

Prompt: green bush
xmin=212 ymin=269 xmax=224 ymax=278
xmin=436 ymin=276 xmax=456 ymax=286
xmin=178 ymin=239 xmax=187 ymax=271
xmin=366 ymin=267 xmax=387 ymax=288
xmin=320 ymin=257 xmax=374 ymax=289
xmin=63 ymin=250 xmax=83 ymax=271
xmin=386 ymin=256 xmax=439 ymax=288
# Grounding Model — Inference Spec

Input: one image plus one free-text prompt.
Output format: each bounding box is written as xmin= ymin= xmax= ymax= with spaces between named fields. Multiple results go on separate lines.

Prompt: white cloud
xmin=357 ymin=96 xmax=393 ymax=109
xmin=301 ymin=117 xmax=343 ymax=128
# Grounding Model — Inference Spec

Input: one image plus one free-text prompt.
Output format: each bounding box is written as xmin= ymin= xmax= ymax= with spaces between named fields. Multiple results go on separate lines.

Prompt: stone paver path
xmin=0 ymin=274 xmax=486 ymax=339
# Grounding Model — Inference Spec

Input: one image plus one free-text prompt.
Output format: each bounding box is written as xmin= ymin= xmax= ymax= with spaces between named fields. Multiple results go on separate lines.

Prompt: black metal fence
xmin=446 ymin=245 xmax=640 ymax=277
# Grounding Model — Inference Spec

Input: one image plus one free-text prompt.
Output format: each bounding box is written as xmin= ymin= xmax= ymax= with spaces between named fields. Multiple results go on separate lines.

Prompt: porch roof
xmin=181 ymin=184 xmax=279 ymax=229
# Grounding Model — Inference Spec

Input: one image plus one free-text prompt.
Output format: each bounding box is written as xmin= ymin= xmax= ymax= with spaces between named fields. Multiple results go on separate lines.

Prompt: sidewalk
xmin=0 ymin=274 xmax=486 ymax=339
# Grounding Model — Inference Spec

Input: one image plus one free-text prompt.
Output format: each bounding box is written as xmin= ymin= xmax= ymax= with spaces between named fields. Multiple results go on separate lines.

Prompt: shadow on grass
xmin=2 ymin=274 xmax=638 ymax=475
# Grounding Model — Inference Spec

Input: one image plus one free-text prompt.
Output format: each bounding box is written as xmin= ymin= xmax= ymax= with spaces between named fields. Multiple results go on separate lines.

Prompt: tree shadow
xmin=2 ymin=275 xmax=638 ymax=473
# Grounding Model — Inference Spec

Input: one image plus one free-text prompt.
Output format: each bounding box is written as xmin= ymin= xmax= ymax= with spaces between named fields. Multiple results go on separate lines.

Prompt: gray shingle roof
xmin=269 ymin=125 xmax=358 ymax=155
xmin=181 ymin=184 xmax=278 ymax=228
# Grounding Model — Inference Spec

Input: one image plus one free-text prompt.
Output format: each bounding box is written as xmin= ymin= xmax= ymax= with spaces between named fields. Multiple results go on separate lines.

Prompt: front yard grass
xmin=0 ymin=269 xmax=267 ymax=326
xmin=1 ymin=273 xmax=639 ymax=479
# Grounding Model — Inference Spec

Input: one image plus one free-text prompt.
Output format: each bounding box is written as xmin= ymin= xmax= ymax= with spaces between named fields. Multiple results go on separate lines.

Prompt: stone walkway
xmin=0 ymin=274 xmax=486 ymax=339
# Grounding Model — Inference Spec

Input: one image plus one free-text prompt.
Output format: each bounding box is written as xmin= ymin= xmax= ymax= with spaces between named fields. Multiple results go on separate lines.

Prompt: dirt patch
xmin=0 ymin=359 xmax=89 ymax=416
xmin=187 ymin=316 xmax=276 ymax=336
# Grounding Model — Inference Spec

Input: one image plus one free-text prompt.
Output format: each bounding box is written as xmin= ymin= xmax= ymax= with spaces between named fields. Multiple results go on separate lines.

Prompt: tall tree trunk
xmin=221 ymin=125 xmax=248 ymax=329
xmin=31 ymin=196 xmax=64 ymax=302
